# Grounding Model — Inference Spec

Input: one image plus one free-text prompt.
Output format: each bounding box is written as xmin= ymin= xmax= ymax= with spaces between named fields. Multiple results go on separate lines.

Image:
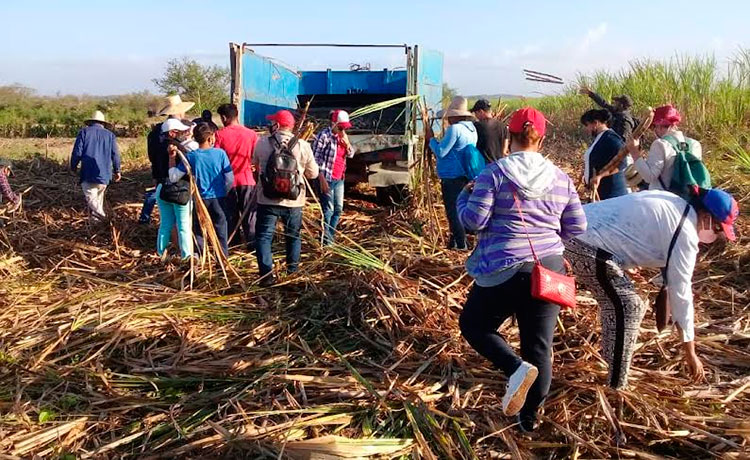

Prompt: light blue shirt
xmin=429 ymin=121 xmax=478 ymax=179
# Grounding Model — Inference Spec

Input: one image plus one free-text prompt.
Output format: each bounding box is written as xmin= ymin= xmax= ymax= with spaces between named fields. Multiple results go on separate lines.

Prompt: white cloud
xmin=577 ymin=22 xmax=608 ymax=54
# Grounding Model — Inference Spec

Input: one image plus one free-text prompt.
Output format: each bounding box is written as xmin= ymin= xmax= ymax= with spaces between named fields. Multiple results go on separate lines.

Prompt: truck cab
xmin=229 ymin=43 xmax=443 ymax=200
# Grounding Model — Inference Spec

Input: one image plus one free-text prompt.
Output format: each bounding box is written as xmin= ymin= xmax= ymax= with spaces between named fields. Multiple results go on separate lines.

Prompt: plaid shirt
xmin=0 ymin=170 xmax=18 ymax=205
xmin=312 ymin=127 xmax=355 ymax=181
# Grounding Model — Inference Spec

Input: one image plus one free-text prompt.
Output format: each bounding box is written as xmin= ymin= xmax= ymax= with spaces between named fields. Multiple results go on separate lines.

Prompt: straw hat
xmin=157 ymin=95 xmax=195 ymax=116
xmin=86 ymin=110 xmax=108 ymax=124
xmin=437 ymin=96 xmax=474 ymax=118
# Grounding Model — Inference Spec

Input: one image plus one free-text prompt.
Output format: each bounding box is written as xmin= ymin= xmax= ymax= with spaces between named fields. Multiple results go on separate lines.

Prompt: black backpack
xmin=261 ymin=134 xmax=302 ymax=200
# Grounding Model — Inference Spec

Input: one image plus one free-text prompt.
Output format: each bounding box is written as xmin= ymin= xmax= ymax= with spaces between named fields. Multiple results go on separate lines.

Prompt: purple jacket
xmin=457 ymin=151 xmax=587 ymax=284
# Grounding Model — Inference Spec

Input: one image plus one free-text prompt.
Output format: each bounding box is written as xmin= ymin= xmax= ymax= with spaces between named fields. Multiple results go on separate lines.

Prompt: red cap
xmin=266 ymin=110 xmax=296 ymax=128
xmin=653 ymin=105 xmax=681 ymax=126
xmin=508 ymin=107 xmax=547 ymax=137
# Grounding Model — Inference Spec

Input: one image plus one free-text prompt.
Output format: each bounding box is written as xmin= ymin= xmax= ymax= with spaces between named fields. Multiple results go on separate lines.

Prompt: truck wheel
xmin=376 ymin=185 xmax=409 ymax=206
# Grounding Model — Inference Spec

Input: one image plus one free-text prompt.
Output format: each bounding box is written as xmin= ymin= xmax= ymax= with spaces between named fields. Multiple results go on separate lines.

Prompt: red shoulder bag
xmin=512 ymin=191 xmax=577 ymax=309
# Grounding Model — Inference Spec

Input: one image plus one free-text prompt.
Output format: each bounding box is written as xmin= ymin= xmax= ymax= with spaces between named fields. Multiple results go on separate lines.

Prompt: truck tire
xmin=376 ymin=185 xmax=409 ymax=206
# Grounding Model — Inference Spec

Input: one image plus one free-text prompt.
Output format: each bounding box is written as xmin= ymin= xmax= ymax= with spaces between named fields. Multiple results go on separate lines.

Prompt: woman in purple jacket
xmin=456 ymin=107 xmax=587 ymax=432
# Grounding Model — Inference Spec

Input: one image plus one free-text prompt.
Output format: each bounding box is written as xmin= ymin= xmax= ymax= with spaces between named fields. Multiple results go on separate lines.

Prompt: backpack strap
xmin=657 ymin=135 xmax=685 ymax=191
xmin=271 ymin=133 xmax=299 ymax=152
xmin=661 ymin=134 xmax=690 ymax=154
xmin=662 ymin=203 xmax=692 ymax=285
xmin=511 ymin=189 xmax=540 ymax=265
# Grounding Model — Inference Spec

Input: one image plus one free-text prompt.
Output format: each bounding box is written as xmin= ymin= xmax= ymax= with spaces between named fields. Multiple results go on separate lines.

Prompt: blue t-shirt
xmin=178 ymin=148 xmax=233 ymax=199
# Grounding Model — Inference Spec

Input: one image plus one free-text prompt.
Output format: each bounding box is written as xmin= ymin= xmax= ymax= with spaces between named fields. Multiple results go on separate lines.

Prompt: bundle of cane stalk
xmin=589 ymin=107 xmax=655 ymax=201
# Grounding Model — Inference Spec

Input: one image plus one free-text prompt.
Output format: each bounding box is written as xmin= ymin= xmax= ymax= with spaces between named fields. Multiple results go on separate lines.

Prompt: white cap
xmin=162 ymin=118 xmax=192 ymax=133
xmin=331 ymin=110 xmax=352 ymax=128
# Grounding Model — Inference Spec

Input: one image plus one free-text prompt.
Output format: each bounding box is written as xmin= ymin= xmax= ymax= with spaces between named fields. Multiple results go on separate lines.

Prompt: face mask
xmin=697 ymin=216 xmax=718 ymax=244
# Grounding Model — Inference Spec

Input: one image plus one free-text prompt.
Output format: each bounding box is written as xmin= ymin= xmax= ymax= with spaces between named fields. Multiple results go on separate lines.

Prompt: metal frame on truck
xmin=228 ymin=43 xmax=443 ymax=199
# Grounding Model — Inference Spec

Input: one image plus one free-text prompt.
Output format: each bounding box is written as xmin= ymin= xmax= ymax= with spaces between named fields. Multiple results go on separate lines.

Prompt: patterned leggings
xmin=564 ymin=238 xmax=647 ymax=389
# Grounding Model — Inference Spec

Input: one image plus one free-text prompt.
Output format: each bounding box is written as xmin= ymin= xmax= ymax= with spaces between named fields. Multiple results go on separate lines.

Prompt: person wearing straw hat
xmin=426 ymin=96 xmax=478 ymax=251
xmin=139 ymin=95 xmax=195 ymax=224
xmin=70 ymin=110 xmax=121 ymax=222
xmin=457 ymin=107 xmax=587 ymax=433
xmin=312 ymin=109 xmax=356 ymax=245
xmin=564 ymin=187 xmax=739 ymax=388
xmin=0 ymin=159 xmax=21 ymax=212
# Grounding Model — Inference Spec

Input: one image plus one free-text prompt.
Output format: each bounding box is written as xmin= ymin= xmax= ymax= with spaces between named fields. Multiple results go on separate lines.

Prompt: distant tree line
xmin=0 ymin=58 xmax=230 ymax=138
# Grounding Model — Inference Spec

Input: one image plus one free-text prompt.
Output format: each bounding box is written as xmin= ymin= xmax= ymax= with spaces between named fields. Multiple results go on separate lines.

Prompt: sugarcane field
xmin=1 ymin=4 xmax=749 ymax=459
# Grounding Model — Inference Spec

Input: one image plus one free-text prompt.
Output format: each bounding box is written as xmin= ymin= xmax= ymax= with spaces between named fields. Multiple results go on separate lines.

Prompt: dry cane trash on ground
xmin=0 ymin=145 xmax=748 ymax=459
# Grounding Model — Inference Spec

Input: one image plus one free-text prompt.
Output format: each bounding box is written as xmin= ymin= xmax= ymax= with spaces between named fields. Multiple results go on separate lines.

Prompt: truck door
xmin=232 ymin=46 xmax=301 ymax=126
xmin=416 ymin=47 xmax=444 ymax=124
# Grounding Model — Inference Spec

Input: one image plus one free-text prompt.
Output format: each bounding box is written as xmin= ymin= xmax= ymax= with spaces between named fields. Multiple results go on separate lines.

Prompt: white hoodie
xmin=498 ymin=151 xmax=557 ymax=199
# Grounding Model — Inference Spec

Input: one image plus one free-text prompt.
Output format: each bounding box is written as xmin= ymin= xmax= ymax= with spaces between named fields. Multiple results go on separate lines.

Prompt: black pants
xmin=440 ymin=177 xmax=468 ymax=249
xmin=227 ymin=185 xmax=257 ymax=249
xmin=193 ymin=197 xmax=229 ymax=257
xmin=459 ymin=256 xmax=564 ymax=421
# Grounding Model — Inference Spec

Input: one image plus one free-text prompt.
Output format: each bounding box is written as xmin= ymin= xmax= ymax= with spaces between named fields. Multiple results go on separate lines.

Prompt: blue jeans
xmin=318 ymin=179 xmax=344 ymax=245
xmin=255 ymin=205 xmax=303 ymax=277
xmin=193 ymin=197 xmax=229 ymax=257
xmin=139 ymin=188 xmax=157 ymax=223
xmin=155 ymin=184 xmax=193 ymax=259
xmin=440 ymin=177 xmax=468 ymax=249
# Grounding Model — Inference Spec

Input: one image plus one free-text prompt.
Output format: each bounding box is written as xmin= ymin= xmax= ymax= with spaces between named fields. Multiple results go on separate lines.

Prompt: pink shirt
xmin=331 ymin=136 xmax=347 ymax=180
xmin=215 ymin=124 xmax=258 ymax=187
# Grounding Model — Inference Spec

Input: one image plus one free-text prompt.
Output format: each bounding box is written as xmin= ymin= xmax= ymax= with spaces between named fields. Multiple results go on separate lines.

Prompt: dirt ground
xmin=0 ymin=136 xmax=748 ymax=458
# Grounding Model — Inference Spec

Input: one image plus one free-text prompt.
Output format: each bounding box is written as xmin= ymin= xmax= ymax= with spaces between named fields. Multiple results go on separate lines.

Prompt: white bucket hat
xmin=436 ymin=96 xmax=474 ymax=118
xmin=157 ymin=95 xmax=195 ymax=116
xmin=86 ymin=110 xmax=108 ymax=124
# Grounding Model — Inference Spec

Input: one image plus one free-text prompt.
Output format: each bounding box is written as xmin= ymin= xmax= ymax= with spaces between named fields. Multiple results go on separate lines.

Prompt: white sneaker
xmin=502 ymin=362 xmax=539 ymax=416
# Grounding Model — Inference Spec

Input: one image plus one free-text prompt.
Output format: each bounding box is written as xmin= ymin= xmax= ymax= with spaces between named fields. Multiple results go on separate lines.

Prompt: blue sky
xmin=2 ymin=0 xmax=748 ymax=96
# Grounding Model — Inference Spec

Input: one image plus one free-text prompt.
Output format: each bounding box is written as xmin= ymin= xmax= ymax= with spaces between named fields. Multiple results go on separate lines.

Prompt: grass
xmin=499 ymin=48 xmax=750 ymax=180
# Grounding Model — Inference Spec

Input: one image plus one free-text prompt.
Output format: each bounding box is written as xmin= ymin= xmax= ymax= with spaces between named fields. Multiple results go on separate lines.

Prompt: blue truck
xmin=229 ymin=43 xmax=443 ymax=201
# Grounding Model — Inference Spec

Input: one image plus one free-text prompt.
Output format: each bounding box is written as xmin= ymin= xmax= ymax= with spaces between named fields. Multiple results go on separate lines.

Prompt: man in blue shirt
xmin=70 ymin=111 xmax=121 ymax=222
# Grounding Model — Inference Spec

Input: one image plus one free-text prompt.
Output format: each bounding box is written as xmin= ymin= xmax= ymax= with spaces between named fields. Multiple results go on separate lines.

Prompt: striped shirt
xmin=457 ymin=159 xmax=587 ymax=285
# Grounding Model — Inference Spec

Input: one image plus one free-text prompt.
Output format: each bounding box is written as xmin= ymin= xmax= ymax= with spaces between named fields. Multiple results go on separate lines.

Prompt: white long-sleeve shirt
xmin=577 ymin=191 xmax=699 ymax=342
xmin=634 ymin=130 xmax=702 ymax=190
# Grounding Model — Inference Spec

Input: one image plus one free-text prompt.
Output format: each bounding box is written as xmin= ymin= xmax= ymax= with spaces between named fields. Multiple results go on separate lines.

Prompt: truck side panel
xmin=239 ymin=51 xmax=300 ymax=126
xmin=299 ymin=70 xmax=407 ymax=95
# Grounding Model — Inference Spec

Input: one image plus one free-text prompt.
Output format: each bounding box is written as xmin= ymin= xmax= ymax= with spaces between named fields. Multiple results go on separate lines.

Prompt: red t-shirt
xmin=215 ymin=124 xmax=258 ymax=186
xmin=331 ymin=135 xmax=347 ymax=180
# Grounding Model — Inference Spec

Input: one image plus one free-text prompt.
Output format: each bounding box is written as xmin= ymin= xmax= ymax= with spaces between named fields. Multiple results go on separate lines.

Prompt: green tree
xmin=441 ymin=83 xmax=457 ymax=108
xmin=153 ymin=58 xmax=230 ymax=113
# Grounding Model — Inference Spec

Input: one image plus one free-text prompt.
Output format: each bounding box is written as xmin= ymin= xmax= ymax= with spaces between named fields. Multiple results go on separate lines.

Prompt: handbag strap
xmin=511 ymin=190 xmax=540 ymax=264
xmin=662 ymin=203 xmax=692 ymax=285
